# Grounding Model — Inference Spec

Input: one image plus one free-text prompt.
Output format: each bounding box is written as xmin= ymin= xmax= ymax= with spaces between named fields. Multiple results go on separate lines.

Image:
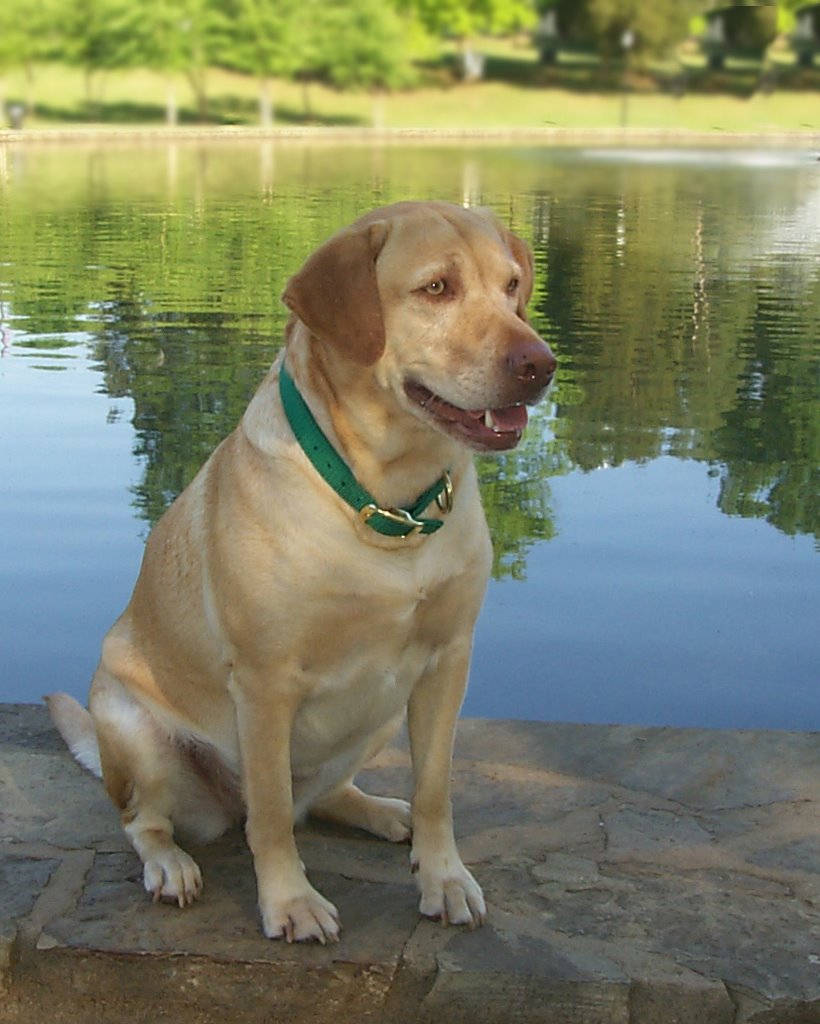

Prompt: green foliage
xmin=56 ymin=0 xmax=133 ymax=74
xmin=0 ymin=0 xmax=813 ymax=114
xmin=312 ymin=0 xmax=417 ymax=91
xmin=536 ymin=161 xmax=819 ymax=543
xmin=222 ymin=0 xmax=418 ymax=94
xmin=1 ymin=0 xmax=60 ymax=65
xmin=0 ymin=0 xmax=420 ymax=122
xmin=543 ymin=0 xmax=704 ymax=59
xmin=0 ymin=0 xmax=59 ymax=111
xmin=774 ymin=0 xmax=808 ymax=32
xmin=222 ymin=0 xmax=303 ymax=79
xmin=476 ymin=421 xmax=565 ymax=578
xmin=121 ymin=0 xmax=227 ymax=75
xmin=398 ymin=0 xmax=537 ymax=39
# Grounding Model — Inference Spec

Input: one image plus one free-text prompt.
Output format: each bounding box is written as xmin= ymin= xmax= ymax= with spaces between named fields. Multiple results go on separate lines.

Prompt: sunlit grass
xmin=2 ymin=57 xmax=817 ymax=135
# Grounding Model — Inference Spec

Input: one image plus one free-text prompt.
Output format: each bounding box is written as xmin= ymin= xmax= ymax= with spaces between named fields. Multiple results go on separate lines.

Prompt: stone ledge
xmin=2 ymin=126 xmax=819 ymax=148
xmin=1 ymin=704 xmax=818 ymax=1023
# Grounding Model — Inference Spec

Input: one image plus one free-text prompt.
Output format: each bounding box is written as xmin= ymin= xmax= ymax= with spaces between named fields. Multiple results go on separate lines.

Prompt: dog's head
xmin=282 ymin=201 xmax=556 ymax=453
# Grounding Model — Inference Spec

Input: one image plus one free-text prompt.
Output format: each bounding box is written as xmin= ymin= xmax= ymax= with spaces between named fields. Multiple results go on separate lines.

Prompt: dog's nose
xmin=506 ymin=339 xmax=557 ymax=391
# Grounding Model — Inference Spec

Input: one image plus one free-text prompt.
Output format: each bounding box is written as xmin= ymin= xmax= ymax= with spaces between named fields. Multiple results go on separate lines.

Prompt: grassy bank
xmin=2 ymin=58 xmax=818 ymax=136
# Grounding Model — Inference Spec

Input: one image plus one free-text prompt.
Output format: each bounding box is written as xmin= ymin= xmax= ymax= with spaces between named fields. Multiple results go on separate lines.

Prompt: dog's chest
xmin=289 ymin=572 xmax=460 ymax=757
xmin=301 ymin=580 xmax=437 ymax=697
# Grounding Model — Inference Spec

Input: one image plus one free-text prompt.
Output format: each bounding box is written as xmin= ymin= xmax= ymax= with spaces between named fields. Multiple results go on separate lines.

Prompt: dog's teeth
xmin=484 ymin=409 xmax=503 ymax=433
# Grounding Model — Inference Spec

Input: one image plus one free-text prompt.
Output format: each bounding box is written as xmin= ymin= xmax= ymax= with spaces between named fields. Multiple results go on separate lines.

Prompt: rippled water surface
xmin=1 ymin=141 xmax=817 ymax=728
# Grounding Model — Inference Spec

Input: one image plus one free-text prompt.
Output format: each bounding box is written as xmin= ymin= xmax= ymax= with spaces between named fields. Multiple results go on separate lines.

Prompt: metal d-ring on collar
xmin=278 ymin=361 xmax=453 ymax=539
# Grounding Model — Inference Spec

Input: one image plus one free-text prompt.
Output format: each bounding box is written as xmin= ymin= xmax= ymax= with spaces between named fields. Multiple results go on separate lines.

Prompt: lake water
xmin=0 ymin=140 xmax=817 ymax=729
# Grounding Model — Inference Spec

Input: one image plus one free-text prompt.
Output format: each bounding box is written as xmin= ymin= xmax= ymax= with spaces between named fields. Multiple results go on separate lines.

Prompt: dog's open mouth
xmin=404 ymin=380 xmax=528 ymax=452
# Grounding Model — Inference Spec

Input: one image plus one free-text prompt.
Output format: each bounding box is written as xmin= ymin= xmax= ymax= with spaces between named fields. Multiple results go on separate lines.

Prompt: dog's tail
xmin=45 ymin=693 xmax=102 ymax=779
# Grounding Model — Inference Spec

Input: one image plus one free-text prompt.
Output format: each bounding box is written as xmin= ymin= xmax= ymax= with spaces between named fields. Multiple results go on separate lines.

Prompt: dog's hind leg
xmin=307 ymin=718 xmax=411 ymax=842
xmin=310 ymin=782 xmax=412 ymax=842
xmin=88 ymin=673 xmax=227 ymax=907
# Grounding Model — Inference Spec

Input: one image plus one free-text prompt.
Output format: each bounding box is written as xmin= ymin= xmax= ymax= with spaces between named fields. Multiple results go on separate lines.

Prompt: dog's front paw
xmin=143 ymin=848 xmax=203 ymax=908
xmin=411 ymin=853 xmax=486 ymax=928
xmin=260 ymin=884 xmax=341 ymax=944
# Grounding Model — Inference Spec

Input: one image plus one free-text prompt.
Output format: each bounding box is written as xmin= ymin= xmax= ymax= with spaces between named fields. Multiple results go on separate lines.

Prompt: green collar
xmin=278 ymin=361 xmax=453 ymax=539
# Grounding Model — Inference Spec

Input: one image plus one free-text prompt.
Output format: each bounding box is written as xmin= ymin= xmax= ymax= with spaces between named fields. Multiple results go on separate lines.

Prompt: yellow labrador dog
xmin=47 ymin=201 xmax=556 ymax=944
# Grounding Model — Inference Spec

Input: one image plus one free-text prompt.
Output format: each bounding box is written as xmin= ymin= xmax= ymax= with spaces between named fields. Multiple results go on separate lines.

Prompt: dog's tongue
xmin=404 ymin=381 xmax=529 ymax=443
xmin=488 ymin=405 xmax=528 ymax=432
xmin=458 ymin=404 xmax=529 ymax=436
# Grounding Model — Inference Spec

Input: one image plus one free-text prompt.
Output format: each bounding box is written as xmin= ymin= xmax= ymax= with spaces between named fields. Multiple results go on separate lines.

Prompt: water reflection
xmin=1 ymin=142 xmax=817 ymax=571
xmin=537 ymin=172 xmax=819 ymax=544
xmin=2 ymin=141 xmax=818 ymax=724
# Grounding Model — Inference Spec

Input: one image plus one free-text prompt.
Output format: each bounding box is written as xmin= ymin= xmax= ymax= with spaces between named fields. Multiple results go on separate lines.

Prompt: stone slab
xmin=1 ymin=704 xmax=819 ymax=1023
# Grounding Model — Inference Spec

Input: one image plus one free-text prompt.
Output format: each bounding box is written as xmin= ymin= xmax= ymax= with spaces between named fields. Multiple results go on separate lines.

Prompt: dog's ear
xmin=473 ymin=208 xmax=535 ymax=322
xmin=282 ymin=221 xmax=390 ymax=366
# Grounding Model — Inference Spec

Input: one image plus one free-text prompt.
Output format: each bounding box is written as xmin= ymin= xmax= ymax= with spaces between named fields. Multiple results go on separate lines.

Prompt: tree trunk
xmin=165 ymin=76 xmax=178 ymax=127
xmin=24 ymin=61 xmax=36 ymax=115
xmin=84 ymin=68 xmax=94 ymax=117
xmin=371 ymin=91 xmax=385 ymax=129
xmin=187 ymin=69 xmax=209 ymax=123
xmin=83 ymin=68 xmax=105 ymax=120
xmin=459 ymin=36 xmax=485 ymax=81
xmin=259 ymin=76 xmax=274 ymax=128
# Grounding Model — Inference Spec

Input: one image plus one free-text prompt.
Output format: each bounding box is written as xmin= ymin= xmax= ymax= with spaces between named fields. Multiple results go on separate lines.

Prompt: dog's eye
xmin=507 ymin=276 xmax=520 ymax=294
xmin=424 ymin=279 xmax=447 ymax=296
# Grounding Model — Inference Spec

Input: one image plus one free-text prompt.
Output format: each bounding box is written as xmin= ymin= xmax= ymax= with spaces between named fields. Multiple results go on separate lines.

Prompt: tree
xmin=236 ymin=0 xmax=418 ymax=126
xmin=164 ymin=0 xmax=228 ymax=124
xmin=225 ymin=0 xmax=302 ymax=127
xmin=126 ymin=0 xmax=206 ymax=125
xmin=0 ymin=0 xmax=61 ymax=120
xmin=775 ymin=0 xmax=810 ymax=33
xmin=397 ymin=0 xmax=537 ymax=78
xmin=312 ymin=0 xmax=417 ymax=124
xmin=538 ymin=0 xmax=703 ymax=62
xmin=402 ymin=0 xmax=536 ymax=38
xmin=117 ymin=0 xmax=227 ymax=123
xmin=57 ymin=0 xmax=137 ymax=115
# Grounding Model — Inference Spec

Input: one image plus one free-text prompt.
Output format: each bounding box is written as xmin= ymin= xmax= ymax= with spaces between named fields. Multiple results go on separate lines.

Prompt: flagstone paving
xmin=1 ymin=704 xmax=818 ymax=1023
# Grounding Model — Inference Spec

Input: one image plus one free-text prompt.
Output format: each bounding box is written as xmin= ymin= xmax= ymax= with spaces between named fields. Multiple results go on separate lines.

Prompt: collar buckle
xmin=359 ymin=503 xmax=425 ymax=538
